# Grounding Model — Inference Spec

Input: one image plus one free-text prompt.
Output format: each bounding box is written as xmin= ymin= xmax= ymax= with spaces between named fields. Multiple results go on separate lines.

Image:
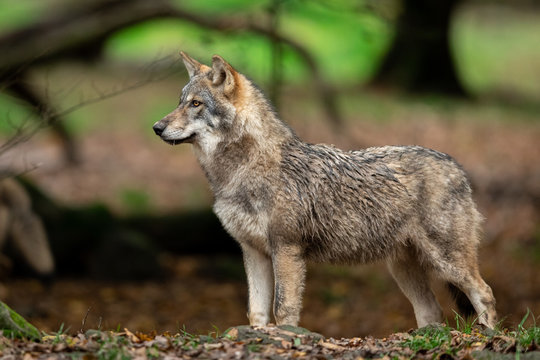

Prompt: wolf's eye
xmin=191 ymin=100 xmax=201 ymax=107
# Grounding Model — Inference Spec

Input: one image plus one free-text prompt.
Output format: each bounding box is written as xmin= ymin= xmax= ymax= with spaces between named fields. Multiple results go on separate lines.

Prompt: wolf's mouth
xmin=163 ymin=133 xmax=196 ymax=145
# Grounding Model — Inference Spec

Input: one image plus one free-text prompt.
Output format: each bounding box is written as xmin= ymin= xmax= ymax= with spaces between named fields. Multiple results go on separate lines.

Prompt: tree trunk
xmin=371 ymin=0 xmax=466 ymax=95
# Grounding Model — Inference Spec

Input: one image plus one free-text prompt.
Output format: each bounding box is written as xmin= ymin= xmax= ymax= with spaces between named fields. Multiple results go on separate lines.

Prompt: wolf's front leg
xmin=241 ymin=243 xmax=273 ymax=326
xmin=272 ymin=244 xmax=306 ymax=326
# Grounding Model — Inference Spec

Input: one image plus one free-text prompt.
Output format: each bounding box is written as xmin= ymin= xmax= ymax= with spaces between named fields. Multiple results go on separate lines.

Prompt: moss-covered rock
xmin=0 ymin=301 xmax=40 ymax=340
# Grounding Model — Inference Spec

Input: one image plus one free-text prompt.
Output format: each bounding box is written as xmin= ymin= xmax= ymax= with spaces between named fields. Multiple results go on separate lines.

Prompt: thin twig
xmin=80 ymin=306 xmax=92 ymax=334
xmin=0 ymin=56 xmax=182 ymax=156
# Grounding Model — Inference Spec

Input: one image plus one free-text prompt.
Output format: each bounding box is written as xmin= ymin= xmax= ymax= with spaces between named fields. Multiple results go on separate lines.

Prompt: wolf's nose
xmin=153 ymin=122 xmax=165 ymax=136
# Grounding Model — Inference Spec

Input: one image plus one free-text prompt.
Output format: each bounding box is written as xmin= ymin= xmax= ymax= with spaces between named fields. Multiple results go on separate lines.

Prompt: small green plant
xmin=178 ymin=325 xmax=194 ymax=340
xmin=94 ymin=331 xmax=131 ymax=360
xmin=402 ymin=324 xmax=453 ymax=355
xmin=42 ymin=323 xmax=73 ymax=346
xmin=452 ymin=311 xmax=479 ymax=335
xmin=178 ymin=326 xmax=200 ymax=350
xmin=511 ymin=309 xmax=540 ymax=352
xmin=209 ymin=324 xmax=221 ymax=338
xmin=52 ymin=323 xmax=69 ymax=345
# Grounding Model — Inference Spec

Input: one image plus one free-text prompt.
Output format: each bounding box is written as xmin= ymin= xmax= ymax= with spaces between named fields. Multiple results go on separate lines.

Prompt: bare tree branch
xmin=0 ymin=0 xmax=343 ymax=128
xmin=6 ymin=79 xmax=79 ymax=163
xmin=0 ymin=56 xmax=181 ymax=157
xmin=165 ymin=6 xmax=344 ymax=128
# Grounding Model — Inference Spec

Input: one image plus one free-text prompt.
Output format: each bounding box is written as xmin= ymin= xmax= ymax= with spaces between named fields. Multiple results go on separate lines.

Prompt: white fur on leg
xmin=242 ymin=244 xmax=273 ymax=326
xmin=412 ymin=295 xmax=444 ymax=328
xmin=387 ymin=254 xmax=443 ymax=328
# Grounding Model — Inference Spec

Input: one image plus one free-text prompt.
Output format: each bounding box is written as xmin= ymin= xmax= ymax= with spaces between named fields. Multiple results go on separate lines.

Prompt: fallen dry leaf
xmin=124 ymin=328 xmax=141 ymax=343
xmin=318 ymin=339 xmax=347 ymax=351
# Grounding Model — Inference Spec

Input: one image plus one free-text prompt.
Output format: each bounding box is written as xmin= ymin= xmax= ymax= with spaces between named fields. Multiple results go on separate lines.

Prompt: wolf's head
xmin=153 ymin=52 xmax=245 ymax=150
xmin=154 ymin=52 xmax=295 ymax=159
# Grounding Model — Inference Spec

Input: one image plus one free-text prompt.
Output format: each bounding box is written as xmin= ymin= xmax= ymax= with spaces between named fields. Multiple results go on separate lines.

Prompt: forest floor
xmin=2 ymin=323 xmax=540 ymax=359
xmin=1 ymin=86 xmax=540 ymax=345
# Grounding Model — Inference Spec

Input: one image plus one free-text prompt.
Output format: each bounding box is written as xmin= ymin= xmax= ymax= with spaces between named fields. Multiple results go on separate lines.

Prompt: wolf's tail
xmin=447 ymin=283 xmax=476 ymax=319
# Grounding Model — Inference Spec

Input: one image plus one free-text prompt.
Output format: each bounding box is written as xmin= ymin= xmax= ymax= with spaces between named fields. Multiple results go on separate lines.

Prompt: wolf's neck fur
xmin=194 ymin=75 xmax=296 ymax=192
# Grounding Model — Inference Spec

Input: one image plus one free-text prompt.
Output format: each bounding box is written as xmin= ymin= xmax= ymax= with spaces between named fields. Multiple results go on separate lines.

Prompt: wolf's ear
xmin=211 ymin=55 xmax=237 ymax=96
xmin=180 ymin=51 xmax=207 ymax=78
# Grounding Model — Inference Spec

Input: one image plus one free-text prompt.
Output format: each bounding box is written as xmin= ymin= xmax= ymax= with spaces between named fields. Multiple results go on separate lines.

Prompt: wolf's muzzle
xmin=153 ymin=122 xmax=166 ymax=136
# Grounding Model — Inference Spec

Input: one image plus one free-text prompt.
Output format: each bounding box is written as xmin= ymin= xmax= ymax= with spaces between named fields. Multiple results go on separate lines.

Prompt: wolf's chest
xmin=213 ymin=196 xmax=271 ymax=254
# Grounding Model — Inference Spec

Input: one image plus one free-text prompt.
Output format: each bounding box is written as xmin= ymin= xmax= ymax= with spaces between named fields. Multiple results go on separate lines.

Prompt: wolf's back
xmin=275 ymin=142 xmax=478 ymax=264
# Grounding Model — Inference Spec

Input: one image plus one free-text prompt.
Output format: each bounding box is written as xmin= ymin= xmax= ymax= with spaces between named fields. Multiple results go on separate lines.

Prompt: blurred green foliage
xmin=104 ymin=0 xmax=392 ymax=85
xmin=1 ymin=0 xmax=539 ymax=91
xmin=0 ymin=94 xmax=32 ymax=135
xmin=453 ymin=5 xmax=540 ymax=99
xmin=120 ymin=188 xmax=152 ymax=215
xmin=0 ymin=0 xmax=539 ymax=139
xmin=0 ymin=0 xmax=50 ymax=32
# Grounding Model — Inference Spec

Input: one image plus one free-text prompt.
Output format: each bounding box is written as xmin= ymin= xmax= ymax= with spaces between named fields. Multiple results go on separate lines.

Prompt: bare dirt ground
xmin=0 ymin=88 xmax=539 ymax=339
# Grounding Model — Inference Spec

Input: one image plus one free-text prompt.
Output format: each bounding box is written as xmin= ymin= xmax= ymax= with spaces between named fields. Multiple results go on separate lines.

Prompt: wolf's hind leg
xmin=241 ymin=243 xmax=273 ymax=326
xmin=422 ymin=233 xmax=497 ymax=328
xmin=387 ymin=247 xmax=443 ymax=328
xmin=445 ymin=267 xmax=497 ymax=328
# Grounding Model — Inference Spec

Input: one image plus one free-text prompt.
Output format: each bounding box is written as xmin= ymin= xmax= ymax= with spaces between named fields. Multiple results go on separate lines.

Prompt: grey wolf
xmin=152 ymin=52 xmax=497 ymax=329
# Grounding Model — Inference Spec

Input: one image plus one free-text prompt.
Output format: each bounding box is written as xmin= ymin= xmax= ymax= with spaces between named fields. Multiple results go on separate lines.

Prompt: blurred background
xmin=0 ymin=0 xmax=539 ymax=338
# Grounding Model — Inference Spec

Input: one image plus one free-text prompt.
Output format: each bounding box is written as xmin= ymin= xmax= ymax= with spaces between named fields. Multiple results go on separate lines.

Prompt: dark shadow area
xmin=15 ymin=178 xmax=239 ymax=280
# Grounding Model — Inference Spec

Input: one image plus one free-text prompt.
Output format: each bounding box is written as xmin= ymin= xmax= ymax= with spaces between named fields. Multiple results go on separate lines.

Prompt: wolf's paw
xmin=248 ymin=312 xmax=269 ymax=327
